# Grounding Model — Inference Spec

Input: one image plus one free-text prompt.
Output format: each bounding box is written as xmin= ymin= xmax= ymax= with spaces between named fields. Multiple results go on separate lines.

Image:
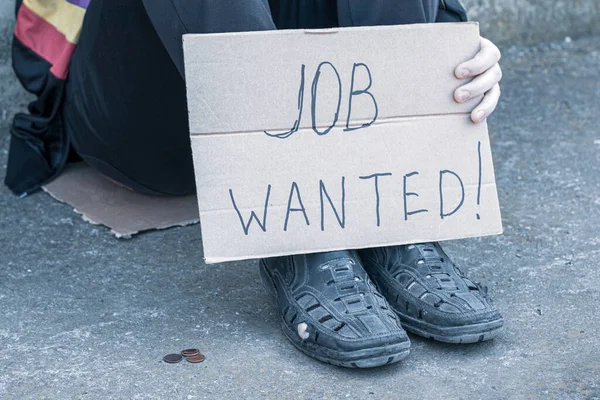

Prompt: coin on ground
xmin=181 ymin=348 xmax=200 ymax=357
xmin=163 ymin=354 xmax=183 ymax=363
xmin=186 ymin=353 xmax=206 ymax=363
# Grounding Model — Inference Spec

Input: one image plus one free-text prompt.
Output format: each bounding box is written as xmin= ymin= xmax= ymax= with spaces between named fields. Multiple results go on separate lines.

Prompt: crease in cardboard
xmin=189 ymin=112 xmax=479 ymax=137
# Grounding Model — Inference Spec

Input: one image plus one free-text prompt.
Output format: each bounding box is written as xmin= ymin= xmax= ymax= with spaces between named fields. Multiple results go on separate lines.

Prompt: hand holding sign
xmin=454 ymin=37 xmax=503 ymax=123
xmin=184 ymin=23 xmax=503 ymax=263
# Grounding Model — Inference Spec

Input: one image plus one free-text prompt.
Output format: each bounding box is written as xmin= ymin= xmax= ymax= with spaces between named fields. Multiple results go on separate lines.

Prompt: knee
xmin=171 ymin=0 xmax=276 ymax=33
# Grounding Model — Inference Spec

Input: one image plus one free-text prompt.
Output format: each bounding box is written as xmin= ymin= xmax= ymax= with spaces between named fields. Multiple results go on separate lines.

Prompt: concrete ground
xmin=1 ymin=18 xmax=600 ymax=400
xmin=461 ymin=0 xmax=600 ymax=45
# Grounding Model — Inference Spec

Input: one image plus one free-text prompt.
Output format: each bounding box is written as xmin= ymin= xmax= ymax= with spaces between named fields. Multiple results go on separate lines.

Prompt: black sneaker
xmin=259 ymin=250 xmax=411 ymax=368
xmin=358 ymin=243 xmax=503 ymax=344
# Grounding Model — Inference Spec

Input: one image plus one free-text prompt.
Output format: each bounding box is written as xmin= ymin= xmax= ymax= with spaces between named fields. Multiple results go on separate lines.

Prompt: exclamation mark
xmin=476 ymin=141 xmax=482 ymax=220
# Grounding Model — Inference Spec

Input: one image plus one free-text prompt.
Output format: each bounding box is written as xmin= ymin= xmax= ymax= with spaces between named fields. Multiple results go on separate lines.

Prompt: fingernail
xmin=458 ymin=68 xmax=470 ymax=78
xmin=474 ymin=110 xmax=486 ymax=122
xmin=456 ymin=90 xmax=470 ymax=102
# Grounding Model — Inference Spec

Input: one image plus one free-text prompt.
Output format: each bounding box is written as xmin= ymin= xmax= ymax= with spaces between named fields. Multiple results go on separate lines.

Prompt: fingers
xmin=454 ymin=38 xmax=502 ymax=123
xmin=453 ymin=37 xmax=503 ymax=123
xmin=470 ymin=83 xmax=501 ymax=123
xmin=455 ymin=37 xmax=501 ymax=79
xmin=454 ymin=63 xmax=502 ymax=103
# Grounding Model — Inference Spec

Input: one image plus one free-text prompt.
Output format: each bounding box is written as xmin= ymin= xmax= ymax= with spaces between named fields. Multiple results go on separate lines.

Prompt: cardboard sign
xmin=183 ymin=22 xmax=502 ymax=264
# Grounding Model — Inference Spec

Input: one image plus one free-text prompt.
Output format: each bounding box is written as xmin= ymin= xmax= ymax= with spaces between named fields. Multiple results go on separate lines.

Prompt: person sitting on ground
xmin=6 ymin=0 xmax=503 ymax=368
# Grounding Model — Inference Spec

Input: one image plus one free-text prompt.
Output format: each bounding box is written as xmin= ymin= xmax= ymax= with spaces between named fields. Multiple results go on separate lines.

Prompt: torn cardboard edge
xmin=42 ymin=163 xmax=199 ymax=238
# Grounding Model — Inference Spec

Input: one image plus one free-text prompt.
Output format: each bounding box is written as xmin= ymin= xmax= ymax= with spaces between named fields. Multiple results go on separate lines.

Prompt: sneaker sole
xmin=260 ymin=260 xmax=411 ymax=368
xmin=392 ymin=308 xmax=504 ymax=344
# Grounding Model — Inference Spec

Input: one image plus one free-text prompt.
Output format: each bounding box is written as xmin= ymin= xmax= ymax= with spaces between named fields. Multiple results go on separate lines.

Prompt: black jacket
xmin=5 ymin=0 xmax=467 ymax=197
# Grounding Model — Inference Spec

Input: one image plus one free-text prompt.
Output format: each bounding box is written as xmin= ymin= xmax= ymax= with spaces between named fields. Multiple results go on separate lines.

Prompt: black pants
xmin=62 ymin=0 xmax=441 ymax=196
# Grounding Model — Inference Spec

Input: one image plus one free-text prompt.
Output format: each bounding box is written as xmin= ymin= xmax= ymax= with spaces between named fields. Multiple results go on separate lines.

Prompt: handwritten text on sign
xmin=184 ymin=24 xmax=502 ymax=262
xmin=228 ymin=62 xmax=485 ymax=235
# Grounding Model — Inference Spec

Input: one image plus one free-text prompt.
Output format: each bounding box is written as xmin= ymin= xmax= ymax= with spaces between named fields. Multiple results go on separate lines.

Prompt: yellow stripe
xmin=23 ymin=0 xmax=86 ymax=44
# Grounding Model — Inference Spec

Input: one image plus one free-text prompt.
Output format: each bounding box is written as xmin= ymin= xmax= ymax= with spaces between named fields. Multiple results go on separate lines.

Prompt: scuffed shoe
xmin=358 ymin=243 xmax=503 ymax=344
xmin=260 ymin=250 xmax=410 ymax=368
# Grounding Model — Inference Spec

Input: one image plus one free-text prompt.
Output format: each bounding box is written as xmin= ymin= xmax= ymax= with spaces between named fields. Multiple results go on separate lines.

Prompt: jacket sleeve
xmin=5 ymin=0 xmax=87 ymax=196
xmin=436 ymin=0 xmax=468 ymax=22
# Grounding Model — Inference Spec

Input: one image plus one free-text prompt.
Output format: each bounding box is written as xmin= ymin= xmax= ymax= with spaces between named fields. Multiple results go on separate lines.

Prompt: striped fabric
xmin=14 ymin=0 xmax=89 ymax=79
xmin=5 ymin=0 xmax=92 ymax=196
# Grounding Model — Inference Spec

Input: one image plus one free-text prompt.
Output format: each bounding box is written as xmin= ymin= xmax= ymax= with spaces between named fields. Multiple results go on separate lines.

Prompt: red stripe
xmin=14 ymin=4 xmax=77 ymax=80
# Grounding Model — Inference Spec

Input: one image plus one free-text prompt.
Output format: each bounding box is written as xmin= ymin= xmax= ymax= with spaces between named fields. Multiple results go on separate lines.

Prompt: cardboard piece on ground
xmin=183 ymin=22 xmax=503 ymax=264
xmin=42 ymin=163 xmax=199 ymax=238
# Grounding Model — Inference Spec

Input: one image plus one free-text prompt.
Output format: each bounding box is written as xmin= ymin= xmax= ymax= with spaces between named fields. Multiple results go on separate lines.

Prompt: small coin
xmin=181 ymin=348 xmax=200 ymax=357
xmin=186 ymin=353 xmax=206 ymax=363
xmin=163 ymin=353 xmax=183 ymax=364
